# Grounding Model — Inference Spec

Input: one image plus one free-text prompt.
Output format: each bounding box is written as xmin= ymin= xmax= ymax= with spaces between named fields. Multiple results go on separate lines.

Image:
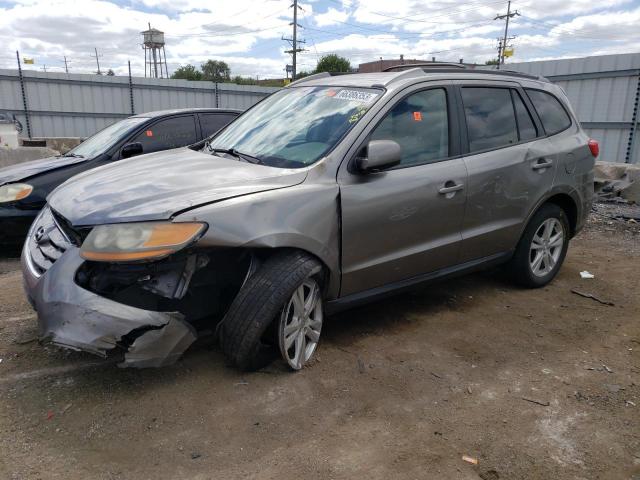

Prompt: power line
xmin=90 ymin=47 xmax=103 ymax=75
xmin=282 ymin=0 xmax=305 ymax=80
xmin=494 ymin=0 xmax=519 ymax=67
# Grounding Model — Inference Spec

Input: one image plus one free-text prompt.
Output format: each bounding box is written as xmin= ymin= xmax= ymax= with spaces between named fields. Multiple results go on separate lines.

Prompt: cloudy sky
xmin=0 ymin=0 xmax=639 ymax=78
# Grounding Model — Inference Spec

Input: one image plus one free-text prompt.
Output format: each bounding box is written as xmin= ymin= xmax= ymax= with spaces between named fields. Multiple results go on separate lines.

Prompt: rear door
xmin=338 ymin=84 xmax=468 ymax=296
xmin=456 ymin=82 xmax=557 ymax=262
xmin=198 ymin=112 xmax=238 ymax=139
xmin=129 ymin=115 xmax=198 ymax=155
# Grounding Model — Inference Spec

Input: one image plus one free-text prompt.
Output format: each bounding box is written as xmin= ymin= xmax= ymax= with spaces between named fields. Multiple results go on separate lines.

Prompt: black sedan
xmin=0 ymin=108 xmax=240 ymax=245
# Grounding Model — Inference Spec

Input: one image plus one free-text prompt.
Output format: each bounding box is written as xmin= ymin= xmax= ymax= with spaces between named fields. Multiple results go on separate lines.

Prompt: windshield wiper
xmin=210 ymin=147 xmax=263 ymax=165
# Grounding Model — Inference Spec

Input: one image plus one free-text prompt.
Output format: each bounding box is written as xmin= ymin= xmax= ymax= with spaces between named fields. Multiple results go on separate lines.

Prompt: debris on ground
xmin=570 ymin=289 xmax=615 ymax=306
xmin=61 ymin=403 xmax=73 ymax=414
xmin=521 ymin=397 xmax=550 ymax=407
xmin=357 ymin=357 xmax=366 ymax=374
xmin=594 ymin=161 xmax=640 ymax=203
xmin=462 ymin=455 xmax=479 ymax=465
xmin=580 ymin=271 xmax=595 ymax=279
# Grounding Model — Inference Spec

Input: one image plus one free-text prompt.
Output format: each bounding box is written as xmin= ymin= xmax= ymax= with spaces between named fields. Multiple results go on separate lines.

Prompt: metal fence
xmin=500 ymin=53 xmax=640 ymax=164
xmin=0 ymin=67 xmax=279 ymax=139
xmin=1 ymin=53 xmax=639 ymax=163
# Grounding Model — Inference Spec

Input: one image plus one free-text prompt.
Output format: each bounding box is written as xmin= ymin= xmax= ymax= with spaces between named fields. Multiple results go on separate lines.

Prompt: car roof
xmin=289 ymin=67 xmax=548 ymax=89
xmin=131 ymin=107 xmax=242 ymax=119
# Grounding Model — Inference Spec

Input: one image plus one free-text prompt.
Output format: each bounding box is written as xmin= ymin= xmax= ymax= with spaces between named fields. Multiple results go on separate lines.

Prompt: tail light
xmin=588 ymin=139 xmax=599 ymax=158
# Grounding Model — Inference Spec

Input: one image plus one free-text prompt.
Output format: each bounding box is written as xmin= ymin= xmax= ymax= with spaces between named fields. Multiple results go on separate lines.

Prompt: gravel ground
xmin=0 ymin=208 xmax=639 ymax=480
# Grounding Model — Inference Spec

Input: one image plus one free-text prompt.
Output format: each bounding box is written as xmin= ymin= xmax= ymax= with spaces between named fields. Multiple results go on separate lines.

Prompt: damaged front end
xmin=22 ymin=207 xmax=250 ymax=367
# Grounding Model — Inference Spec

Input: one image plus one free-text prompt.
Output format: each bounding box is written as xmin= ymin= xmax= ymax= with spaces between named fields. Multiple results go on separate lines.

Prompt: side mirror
xmin=355 ymin=140 xmax=402 ymax=173
xmin=121 ymin=142 xmax=143 ymax=159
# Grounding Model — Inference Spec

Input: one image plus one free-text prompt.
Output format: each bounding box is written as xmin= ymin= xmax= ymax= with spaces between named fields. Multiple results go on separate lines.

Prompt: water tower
xmin=142 ymin=23 xmax=169 ymax=78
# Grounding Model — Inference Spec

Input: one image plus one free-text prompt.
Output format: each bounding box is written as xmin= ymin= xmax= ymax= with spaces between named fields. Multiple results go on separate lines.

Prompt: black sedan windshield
xmin=205 ymin=86 xmax=382 ymax=168
xmin=68 ymin=117 xmax=148 ymax=158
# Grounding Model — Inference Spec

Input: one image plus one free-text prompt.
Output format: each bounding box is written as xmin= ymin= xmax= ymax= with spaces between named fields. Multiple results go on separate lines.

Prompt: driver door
xmin=338 ymin=85 xmax=468 ymax=296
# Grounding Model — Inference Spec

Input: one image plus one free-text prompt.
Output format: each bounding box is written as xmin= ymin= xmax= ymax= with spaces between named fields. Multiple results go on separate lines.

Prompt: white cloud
xmin=315 ymin=7 xmax=349 ymax=27
xmin=0 ymin=0 xmax=638 ymax=77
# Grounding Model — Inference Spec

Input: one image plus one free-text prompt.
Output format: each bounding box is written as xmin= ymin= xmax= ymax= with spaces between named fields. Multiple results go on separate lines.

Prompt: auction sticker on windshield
xmin=335 ymin=89 xmax=379 ymax=103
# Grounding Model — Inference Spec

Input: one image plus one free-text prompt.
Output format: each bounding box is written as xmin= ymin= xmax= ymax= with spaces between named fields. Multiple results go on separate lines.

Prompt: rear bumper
xmin=21 ymin=246 xmax=197 ymax=368
xmin=0 ymin=207 xmax=37 ymax=245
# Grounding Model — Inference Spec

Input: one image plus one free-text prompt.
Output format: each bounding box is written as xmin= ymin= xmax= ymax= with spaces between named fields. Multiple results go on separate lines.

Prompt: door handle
xmin=438 ymin=182 xmax=464 ymax=194
xmin=532 ymin=159 xmax=554 ymax=170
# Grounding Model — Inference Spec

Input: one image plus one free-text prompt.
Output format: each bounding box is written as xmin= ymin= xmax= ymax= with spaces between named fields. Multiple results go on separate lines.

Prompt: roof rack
xmin=287 ymin=71 xmax=354 ymax=87
xmin=384 ymin=62 xmax=466 ymax=72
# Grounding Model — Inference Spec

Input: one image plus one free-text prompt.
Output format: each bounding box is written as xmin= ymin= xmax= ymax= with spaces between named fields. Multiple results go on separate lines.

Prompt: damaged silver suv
xmin=21 ymin=65 xmax=597 ymax=370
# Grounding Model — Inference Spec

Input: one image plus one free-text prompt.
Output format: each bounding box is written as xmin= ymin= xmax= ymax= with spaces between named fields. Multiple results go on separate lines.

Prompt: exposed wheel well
xmin=252 ymin=247 xmax=329 ymax=285
xmin=544 ymin=194 xmax=578 ymax=237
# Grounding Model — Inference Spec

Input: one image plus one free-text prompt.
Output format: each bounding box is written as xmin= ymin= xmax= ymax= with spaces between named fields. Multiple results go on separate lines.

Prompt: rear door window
xmin=200 ymin=113 xmax=237 ymax=138
xmin=525 ymin=89 xmax=572 ymax=135
xmin=461 ymin=87 xmax=518 ymax=153
xmin=370 ymin=88 xmax=449 ymax=167
xmin=511 ymin=90 xmax=538 ymax=141
xmin=132 ymin=115 xmax=198 ymax=154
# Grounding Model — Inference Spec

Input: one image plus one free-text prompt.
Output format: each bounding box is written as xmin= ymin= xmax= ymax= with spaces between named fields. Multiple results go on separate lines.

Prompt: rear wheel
xmin=508 ymin=203 xmax=570 ymax=288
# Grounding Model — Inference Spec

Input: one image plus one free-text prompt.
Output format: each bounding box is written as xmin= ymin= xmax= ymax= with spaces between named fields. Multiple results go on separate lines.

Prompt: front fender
xmin=174 ymin=182 xmax=341 ymax=298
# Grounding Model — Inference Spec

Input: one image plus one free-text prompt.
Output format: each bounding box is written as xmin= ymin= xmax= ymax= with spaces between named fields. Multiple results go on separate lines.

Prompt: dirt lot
xmin=1 ymin=207 xmax=639 ymax=480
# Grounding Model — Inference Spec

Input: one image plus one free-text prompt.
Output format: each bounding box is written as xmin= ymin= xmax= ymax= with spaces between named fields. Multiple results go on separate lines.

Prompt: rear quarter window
xmin=525 ymin=89 xmax=572 ymax=135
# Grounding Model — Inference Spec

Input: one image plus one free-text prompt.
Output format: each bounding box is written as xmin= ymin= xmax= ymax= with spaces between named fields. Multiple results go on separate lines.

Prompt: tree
xmin=485 ymin=59 xmax=500 ymax=66
xmin=106 ymin=69 xmax=115 ymax=76
xmin=314 ymin=54 xmax=351 ymax=74
xmin=201 ymin=60 xmax=231 ymax=82
xmin=171 ymin=64 xmax=203 ymax=81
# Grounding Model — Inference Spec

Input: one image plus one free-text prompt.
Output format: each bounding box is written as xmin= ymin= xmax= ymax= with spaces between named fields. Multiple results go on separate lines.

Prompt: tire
xmin=508 ymin=203 xmax=570 ymax=288
xmin=220 ymin=250 xmax=323 ymax=371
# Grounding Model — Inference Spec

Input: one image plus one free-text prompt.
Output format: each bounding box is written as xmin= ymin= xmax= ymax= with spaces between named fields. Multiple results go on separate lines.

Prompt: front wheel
xmin=278 ymin=277 xmax=323 ymax=370
xmin=220 ymin=250 xmax=323 ymax=371
xmin=508 ymin=203 xmax=570 ymax=288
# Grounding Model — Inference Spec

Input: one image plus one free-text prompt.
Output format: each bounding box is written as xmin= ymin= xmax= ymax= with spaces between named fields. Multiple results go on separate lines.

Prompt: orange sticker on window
xmin=326 ymin=89 xmax=337 ymax=97
xmin=413 ymin=112 xmax=422 ymax=121
xmin=145 ymin=130 xmax=153 ymax=137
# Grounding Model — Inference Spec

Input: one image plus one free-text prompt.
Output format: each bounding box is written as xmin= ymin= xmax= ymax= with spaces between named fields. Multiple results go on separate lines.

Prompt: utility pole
xmin=62 ymin=56 xmax=69 ymax=73
xmin=282 ymin=0 xmax=305 ymax=81
xmin=40 ymin=65 xmax=48 ymax=73
xmin=494 ymin=1 xmax=520 ymax=68
xmin=90 ymin=47 xmax=103 ymax=75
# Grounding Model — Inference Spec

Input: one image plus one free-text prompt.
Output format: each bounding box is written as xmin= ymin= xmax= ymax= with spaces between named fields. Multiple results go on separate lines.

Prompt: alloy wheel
xmin=529 ymin=217 xmax=564 ymax=277
xmin=278 ymin=278 xmax=323 ymax=370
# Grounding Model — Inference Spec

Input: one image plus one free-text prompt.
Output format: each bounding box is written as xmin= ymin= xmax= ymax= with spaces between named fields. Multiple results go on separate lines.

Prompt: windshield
xmin=205 ymin=86 xmax=382 ymax=168
xmin=69 ymin=117 xmax=148 ymax=158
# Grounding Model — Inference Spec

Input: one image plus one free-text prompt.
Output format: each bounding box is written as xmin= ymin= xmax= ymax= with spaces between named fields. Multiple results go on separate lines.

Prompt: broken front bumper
xmin=22 ymin=245 xmax=197 ymax=368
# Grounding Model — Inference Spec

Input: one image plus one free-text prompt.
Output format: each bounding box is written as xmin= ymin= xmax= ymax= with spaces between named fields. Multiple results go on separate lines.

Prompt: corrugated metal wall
xmin=501 ymin=53 xmax=640 ymax=164
xmin=0 ymin=69 xmax=278 ymax=138
xmin=2 ymin=53 xmax=639 ymax=163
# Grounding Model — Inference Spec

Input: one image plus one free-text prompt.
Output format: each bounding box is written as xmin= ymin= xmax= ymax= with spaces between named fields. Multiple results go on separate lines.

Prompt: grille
xmin=27 ymin=207 xmax=73 ymax=276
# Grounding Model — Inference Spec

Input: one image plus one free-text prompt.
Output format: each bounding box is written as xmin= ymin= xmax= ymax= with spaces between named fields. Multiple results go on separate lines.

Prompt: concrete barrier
xmin=20 ymin=137 xmax=82 ymax=154
xmin=0 ymin=146 xmax=59 ymax=169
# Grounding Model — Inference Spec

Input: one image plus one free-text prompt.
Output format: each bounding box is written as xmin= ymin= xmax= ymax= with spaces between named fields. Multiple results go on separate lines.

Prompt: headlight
xmin=0 ymin=183 xmax=33 ymax=203
xmin=80 ymin=222 xmax=206 ymax=262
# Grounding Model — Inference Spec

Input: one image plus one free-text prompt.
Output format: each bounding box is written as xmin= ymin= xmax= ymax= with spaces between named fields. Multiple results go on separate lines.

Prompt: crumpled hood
xmin=0 ymin=155 xmax=86 ymax=186
xmin=48 ymin=147 xmax=307 ymax=226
